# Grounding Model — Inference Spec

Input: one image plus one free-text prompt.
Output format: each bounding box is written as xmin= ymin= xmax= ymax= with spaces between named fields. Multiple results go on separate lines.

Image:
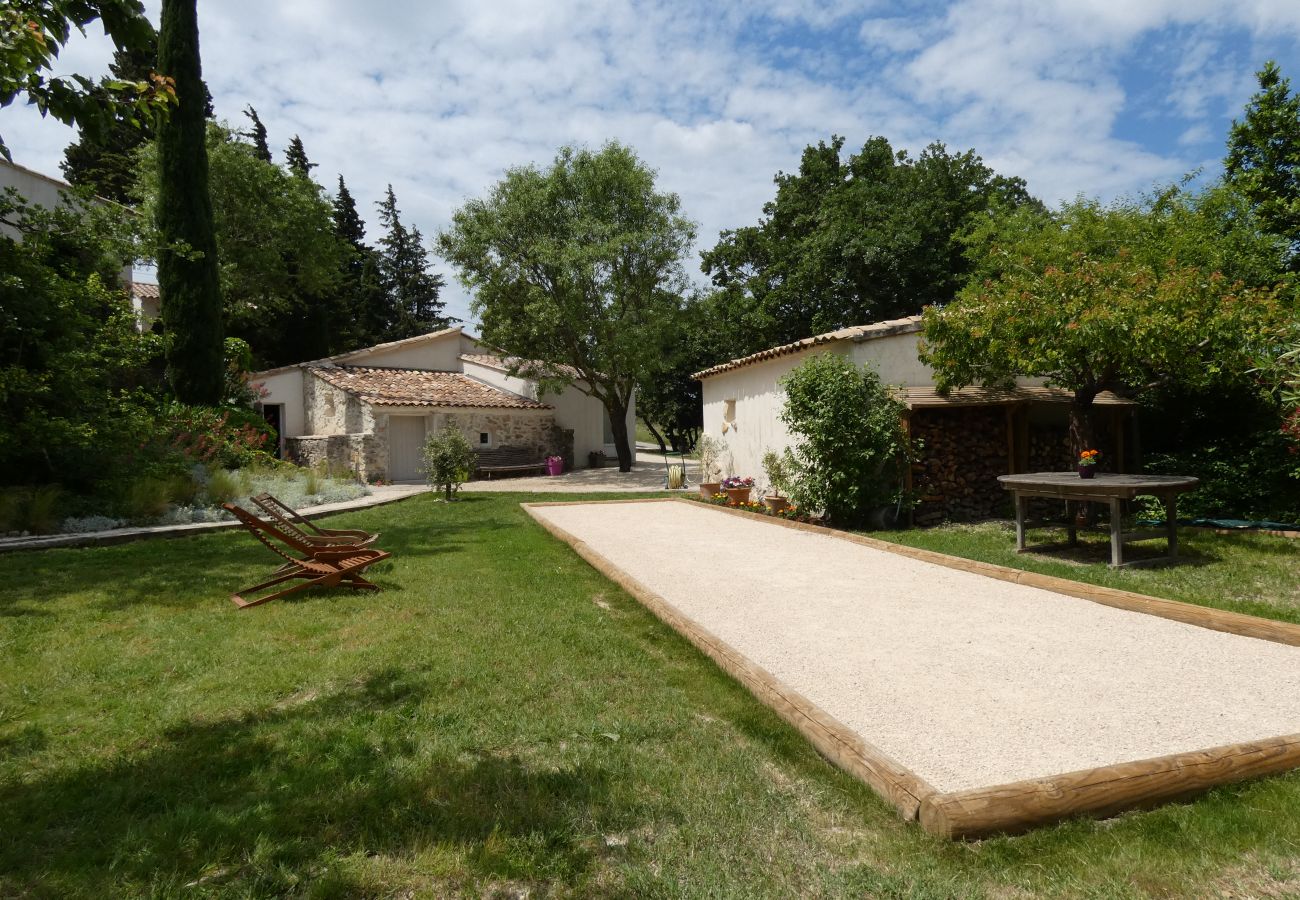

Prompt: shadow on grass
xmin=0 ymin=668 xmax=614 ymax=896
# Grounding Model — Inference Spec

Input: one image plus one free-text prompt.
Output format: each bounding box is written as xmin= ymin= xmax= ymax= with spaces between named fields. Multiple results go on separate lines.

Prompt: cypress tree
xmin=376 ymin=185 xmax=447 ymax=339
xmin=286 ymin=135 xmax=316 ymax=179
xmin=156 ymin=0 xmax=224 ymax=404
xmin=333 ymin=175 xmax=391 ymax=347
xmin=242 ymin=105 xmax=272 ymax=162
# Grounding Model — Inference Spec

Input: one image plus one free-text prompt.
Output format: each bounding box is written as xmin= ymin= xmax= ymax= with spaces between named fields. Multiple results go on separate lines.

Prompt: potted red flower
xmin=1077 ymin=448 xmax=1100 ymax=479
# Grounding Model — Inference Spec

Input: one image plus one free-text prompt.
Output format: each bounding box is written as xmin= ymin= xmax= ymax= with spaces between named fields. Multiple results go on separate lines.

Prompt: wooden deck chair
xmin=223 ymin=503 xmax=391 ymax=609
xmin=250 ymin=492 xmax=379 ymax=547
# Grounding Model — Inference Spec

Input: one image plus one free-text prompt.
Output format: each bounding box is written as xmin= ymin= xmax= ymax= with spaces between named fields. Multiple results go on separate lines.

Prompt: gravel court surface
xmin=529 ymin=500 xmax=1300 ymax=793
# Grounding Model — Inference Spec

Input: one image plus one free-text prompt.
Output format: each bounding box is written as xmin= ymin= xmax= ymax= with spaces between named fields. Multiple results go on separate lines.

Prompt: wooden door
xmin=388 ymin=415 xmax=428 ymax=482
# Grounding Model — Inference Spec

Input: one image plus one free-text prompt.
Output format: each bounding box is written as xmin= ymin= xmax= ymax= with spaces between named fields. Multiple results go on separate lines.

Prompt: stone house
xmin=252 ymin=327 xmax=634 ymax=482
xmin=693 ymin=316 xmax=1134 ymax=524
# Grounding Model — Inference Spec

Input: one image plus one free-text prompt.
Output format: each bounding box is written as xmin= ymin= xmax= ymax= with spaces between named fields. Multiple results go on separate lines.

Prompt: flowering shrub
xmin=161 ymin=403 xmax=277 ymax=469
xmin=720 ymin=476 xmax=754 ymax=489
xmin=698 ymin=493 xmax=814 ymax=523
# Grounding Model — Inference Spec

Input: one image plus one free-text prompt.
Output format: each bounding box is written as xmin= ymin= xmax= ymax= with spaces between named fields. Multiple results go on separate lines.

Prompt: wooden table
xmin=997 ymin=473 xmax=1200 ymax=568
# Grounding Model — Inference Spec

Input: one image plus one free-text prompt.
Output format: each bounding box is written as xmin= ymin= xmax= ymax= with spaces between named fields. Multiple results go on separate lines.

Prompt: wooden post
xmin=1109 ymin=496 xmax=1123 ymax=567
xmin=1166 ymin=493 xmax=1178 ymax=559
xmin=1015 ymin=492 xmax=1027 ymax=551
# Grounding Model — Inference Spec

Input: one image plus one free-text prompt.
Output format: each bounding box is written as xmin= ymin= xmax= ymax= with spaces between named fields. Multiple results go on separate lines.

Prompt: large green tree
xmin=139 ymin=123 xmax=345 ymax=367
xmin=438 ymin=142 xmax=695 ymax=471
xmin=155 ymin=0 xmax=222 ymax=403
xmin=1226 ymin=61 xmax=1300 ymax=268
xmin=240 ymin=104 xmax=270 ymax=162
xmin=0 ymin=0 xmax=172 ymax=160
xmin=700 ymin=135 xmax=1039 ymax=358
xmin=921 ymin=193 xmax=1293 ymax=454
xmin=59 ymin=42 xmax=154 ymax=203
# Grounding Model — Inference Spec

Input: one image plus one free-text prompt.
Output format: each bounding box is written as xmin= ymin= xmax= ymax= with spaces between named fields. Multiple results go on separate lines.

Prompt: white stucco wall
xmin=848 ymin=332 xmax=933 ymax=386
xmin=461 ymin=359 xmax=634 ymax=463
xmin=340 ymin=330 xmax=467 ymax=370
xmin=701 ymin=344 xmax=855 ymax=484
xmin=255 ymin=369 xmax=305 ymax=438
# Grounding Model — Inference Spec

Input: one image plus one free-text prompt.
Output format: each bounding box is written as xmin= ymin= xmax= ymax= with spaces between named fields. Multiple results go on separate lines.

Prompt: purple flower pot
xmin=1078 ymin=465 xmax=1096 ymax=479
xmin=546 ymin=459 xmax=564 ymax=476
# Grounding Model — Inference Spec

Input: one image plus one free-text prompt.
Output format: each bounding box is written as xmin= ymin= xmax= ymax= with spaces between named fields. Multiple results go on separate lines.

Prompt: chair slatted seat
xmin=250 ymin=493 xmax=378 ymax=546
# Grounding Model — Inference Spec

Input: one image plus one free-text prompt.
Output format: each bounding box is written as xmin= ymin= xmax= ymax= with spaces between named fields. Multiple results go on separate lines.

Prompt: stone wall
xmin=285 ymin=434 xmax=385 ymax=483
xmin=434 ymin=409 xmax=562 ymax=459
xmin=304 ymin=374 xmax=368 ymax=435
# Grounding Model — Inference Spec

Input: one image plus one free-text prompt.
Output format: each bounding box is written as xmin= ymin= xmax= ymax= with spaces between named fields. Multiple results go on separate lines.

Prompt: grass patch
xmin=872 ymin=519 xmax=1300 ymax=623
xmin=1 ymin=494 xmax=1299 ymax=896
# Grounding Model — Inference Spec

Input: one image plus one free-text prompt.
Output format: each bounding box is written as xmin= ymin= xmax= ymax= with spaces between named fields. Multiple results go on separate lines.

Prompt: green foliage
xmin=921 ymin=192 xmax=1294 ymax=452
xmin=159 ymin=402 xmax=274 ymax=469
xmin=0 ymin=1 xmax=173 ymax=161
xmin=59 ymin=42 xmax=156 ymax=203
xmin=700 ymin=135 xmax=1040 ymax=358
xmin=201 ymin=467 xmax=239 ymax=506
xmin=0 ymin=189 xmax=163 ymax=489
xmin=760 ymin=448 xmax=794 ymax=497
xmin=0 ymin=485 xmax=63 ymax=533
xmin=138 ymin=122 xmax=347 ymax=367
xmin=1226 ymin=60 xmax=1300 ymax=266
xmin=155 ymin=0 xmax=223 ymax=403
xmin=438 ymin=141 xmax=696 ymax=472
xmin=332 ymin=175 xmax=392 ymax=350
xmin=778 ymin=353 xmax=911 ymax=525
xmin=421 ymin=427 xmax=475 ymax=501
xmin=121 ymin=475 xmax=172 ymax=521
xmin=635 ymin=295 xmax=709 ymax=451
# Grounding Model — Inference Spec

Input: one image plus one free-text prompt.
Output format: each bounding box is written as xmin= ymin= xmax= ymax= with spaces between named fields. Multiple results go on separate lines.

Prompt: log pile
xmin=911 ymin=408 xmax=1009 ymax=525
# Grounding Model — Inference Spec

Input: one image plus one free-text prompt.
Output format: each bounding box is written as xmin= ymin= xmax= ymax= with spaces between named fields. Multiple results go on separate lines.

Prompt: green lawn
xmin=2 ymin=494 xmax=1300 ymax=897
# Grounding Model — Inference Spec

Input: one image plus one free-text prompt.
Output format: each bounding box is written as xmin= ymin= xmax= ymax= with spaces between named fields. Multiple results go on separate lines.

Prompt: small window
xmin=479 ymin=432 xmax=491 ymax=445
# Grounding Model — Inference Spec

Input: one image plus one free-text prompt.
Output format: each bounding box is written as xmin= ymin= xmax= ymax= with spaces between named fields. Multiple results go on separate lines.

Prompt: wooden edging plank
xmin=524 ymin=497 xmax=1300 ymax=839
xmin=920 ymin=732 xmax=1300 ymax=839
xmin=521 ymin=502 xmax=936 ymax=822
xmin=679 ymin=498 xmax=1300 ymax=649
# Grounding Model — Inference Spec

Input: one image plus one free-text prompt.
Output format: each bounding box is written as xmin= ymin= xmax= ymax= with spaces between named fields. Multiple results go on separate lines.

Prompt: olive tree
xmin=438 ymin=142 xmax=695 ymax=472
xmin=421 ymin=426 xmax=475 ymax=501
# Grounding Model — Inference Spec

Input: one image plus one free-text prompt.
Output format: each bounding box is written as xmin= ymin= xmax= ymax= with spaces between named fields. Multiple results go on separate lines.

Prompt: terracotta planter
xmin=1078 ymin=465 xmax=1096 ymax=479
xmin=763 ymin=495 xmax=790 ymax=514
xmin=699 ymin=481 xmax=722 ymax=499
xmin=724 ymin=487 xmax=752 ymax=504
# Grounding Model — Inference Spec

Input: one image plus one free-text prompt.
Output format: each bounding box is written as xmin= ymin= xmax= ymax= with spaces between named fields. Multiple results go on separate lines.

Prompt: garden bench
xmin=473 ymin=446 xmax=548 ymax=479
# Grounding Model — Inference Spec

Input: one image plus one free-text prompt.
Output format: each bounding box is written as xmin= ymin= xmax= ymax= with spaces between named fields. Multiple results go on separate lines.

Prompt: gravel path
xmin=530 ymin=500 xmax=1300 ymax=793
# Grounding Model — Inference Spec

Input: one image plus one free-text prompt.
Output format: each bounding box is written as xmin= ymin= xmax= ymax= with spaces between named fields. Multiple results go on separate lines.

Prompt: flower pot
xmin=545 ymin=458 xmax=564 ymax=476
xmin=763 ymin=495 xmax=790 ymax=514
xmin=724 ymin=487 xmax=752 ymax=504
xmin=1078 ymin=465 xmax=1096 ymax=479
xmin=699 ymin=481 xmax=721 ymax=499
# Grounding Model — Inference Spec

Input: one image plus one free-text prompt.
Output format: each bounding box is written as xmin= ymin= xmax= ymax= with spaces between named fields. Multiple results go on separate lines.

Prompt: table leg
xmin=1109 ymin=497 xmax=1123 ymax=567
xmin=1166 ymin=493 xmax=1178 ymax=559
xmin=1015 ymin=492 xmax=1026 ymax=551
xmin=1066 ymin=500 xmax=1077 ymax=546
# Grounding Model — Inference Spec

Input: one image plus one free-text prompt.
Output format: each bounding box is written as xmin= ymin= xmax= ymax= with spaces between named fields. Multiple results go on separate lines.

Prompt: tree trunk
xmin=643 ymin=418 xmax=668 ymax=455
xmin=1068 ymin=391 xmax=1099 ymax=461
xmin=606 ymin=400 xmax=634 ymax=472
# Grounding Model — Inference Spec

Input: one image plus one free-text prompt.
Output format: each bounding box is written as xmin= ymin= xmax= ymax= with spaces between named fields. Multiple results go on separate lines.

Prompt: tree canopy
xmin=376 ymin=186 xmax=448 ymax=340
xmin=438 ymin=141 xmax=695 ymax=471
xmin=920 ymin=193 xmax=1294 ymax=451
xmin=700 ymin=135 xmax=1039 ymax=358
xmin=1 ymin=0 xmax=174 ymax=160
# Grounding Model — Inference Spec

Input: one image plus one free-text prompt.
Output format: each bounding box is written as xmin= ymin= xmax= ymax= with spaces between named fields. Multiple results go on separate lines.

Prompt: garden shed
xmin=252 ymin=327 xmax=633 ymax=482
xmin=693 ymin=316 xmax=1135 ymax=523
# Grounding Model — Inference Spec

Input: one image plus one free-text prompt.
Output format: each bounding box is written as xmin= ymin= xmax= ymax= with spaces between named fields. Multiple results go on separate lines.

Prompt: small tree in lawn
xmin=422 ymin=427 xmax=475 ymax=501
xmin=779 ymin=353 xmax=911 ymax=525
xmin=921 ymin=197 xmax=1292 ymax=457
xmin=438 ymin=142 xmax=696 ymax=473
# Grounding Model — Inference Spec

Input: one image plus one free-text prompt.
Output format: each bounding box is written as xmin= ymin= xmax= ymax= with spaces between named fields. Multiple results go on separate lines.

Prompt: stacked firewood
xmin=911 ymin=408 xmax=1009 ymax=525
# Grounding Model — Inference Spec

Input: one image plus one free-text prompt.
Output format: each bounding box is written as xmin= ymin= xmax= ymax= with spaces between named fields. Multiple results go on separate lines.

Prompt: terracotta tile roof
xmin=895 ymin=385 xmax=1135 ymax=409
xmin=131 ymin=282 xmax=160 ymax=300
xmin=309 ymin=365 xmax=551 ymax=410
xmin=692 ymin=316 xmax=923 ymax=379
xmin=459 ymin=353 xmax=583 ymax=380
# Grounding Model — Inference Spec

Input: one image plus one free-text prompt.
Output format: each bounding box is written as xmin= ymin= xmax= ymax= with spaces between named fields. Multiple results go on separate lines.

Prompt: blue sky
xmin=4 ymin=0 xmax=1300 ymax=326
